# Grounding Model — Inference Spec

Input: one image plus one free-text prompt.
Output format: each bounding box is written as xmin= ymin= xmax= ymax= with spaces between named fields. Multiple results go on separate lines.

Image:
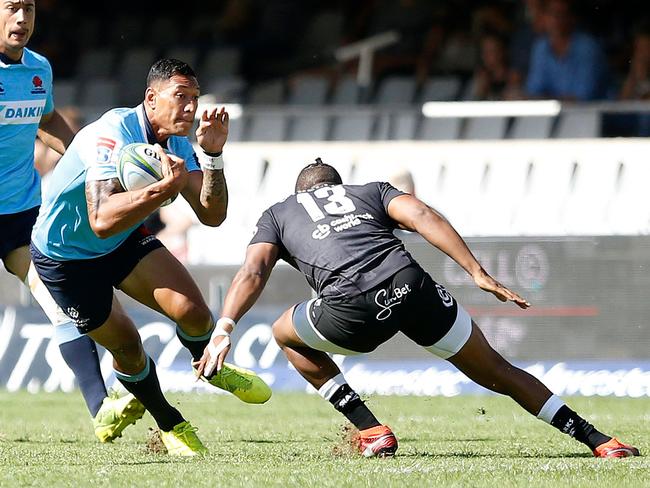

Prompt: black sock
xmin=176 ymin=327 xmax=211 ymax=362
xmin=116 ymin=357 xmax=184 ymax=432
xmin=329 ymin=384 xmax=380 ymax=431
xmin=59 ymin=335 xmax=107 ymax=417
xmin=550 ymin=405 xmax=611 ymax=450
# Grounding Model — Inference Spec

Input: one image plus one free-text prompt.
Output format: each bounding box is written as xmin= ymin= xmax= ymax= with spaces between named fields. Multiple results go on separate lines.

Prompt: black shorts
xmin=293 ymin=264 xmax=472 ymax=357
xmin=0 ymin=206 xmax=39 ymax=262
xmin=30 ymin=226 xmax=164 ymax=333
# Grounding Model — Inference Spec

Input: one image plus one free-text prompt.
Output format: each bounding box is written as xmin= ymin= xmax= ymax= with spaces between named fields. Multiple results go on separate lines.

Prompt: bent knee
xmin=174 ymin=300 xmax=213 ymax=334
xmin=272 ymin=308 xmax=296 ymax=347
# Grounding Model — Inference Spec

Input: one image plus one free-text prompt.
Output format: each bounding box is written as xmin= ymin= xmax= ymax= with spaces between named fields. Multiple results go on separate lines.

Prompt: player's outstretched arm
xmin=86 ymin=145 xmax=187 ymax=238
xmin=183 ymin=107 xmax=229 ymax=226
xmin=37 ymin=109 xmax=76 ymax=155
xmin=194 ymin=242 xmax=279 ymax=376
xmin=387 ymin=194 xmax=530 ymax=309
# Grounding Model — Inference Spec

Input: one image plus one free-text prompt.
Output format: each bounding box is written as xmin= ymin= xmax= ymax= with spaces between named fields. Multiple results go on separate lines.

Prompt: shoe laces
xmin=218 ymin=368 xmax=252 ymax=390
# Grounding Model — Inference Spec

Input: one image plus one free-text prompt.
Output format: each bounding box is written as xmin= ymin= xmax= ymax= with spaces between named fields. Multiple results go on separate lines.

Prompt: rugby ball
xmin=117 ymin=142 xmax=175 ymax=206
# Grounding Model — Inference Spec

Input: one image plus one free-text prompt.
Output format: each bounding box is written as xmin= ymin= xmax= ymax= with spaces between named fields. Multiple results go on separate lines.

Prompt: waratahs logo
xmin=31 ymin=75 xmax=46 ymax=94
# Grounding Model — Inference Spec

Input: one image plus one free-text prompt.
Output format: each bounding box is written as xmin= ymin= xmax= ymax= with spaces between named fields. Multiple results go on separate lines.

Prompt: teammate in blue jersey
xmin=0 ymin=0 xmax=144 ymax=443
xmin=31 ymin=58 xmax=271 ymax=456
xmin=197 ymin=160 xmax=639 ymax=459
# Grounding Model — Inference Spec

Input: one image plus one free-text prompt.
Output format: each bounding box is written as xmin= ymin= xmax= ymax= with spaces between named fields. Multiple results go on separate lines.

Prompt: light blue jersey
xmin=0 ymin=48 xmax=54 ymax=215
xmin=32 ymin=105 xmax=201 ymax=260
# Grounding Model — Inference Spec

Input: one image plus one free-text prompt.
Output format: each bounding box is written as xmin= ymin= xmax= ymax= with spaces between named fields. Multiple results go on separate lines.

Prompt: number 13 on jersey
xmin=296 ymin=186 xmax=356 ymax=222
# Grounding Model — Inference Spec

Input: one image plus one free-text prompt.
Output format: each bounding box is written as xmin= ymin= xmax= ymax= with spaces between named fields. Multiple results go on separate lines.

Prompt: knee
xmin=272 ymin=309 xmax=294 ymax=348
xmin=174 ymin=300 xmax=213 ymax=335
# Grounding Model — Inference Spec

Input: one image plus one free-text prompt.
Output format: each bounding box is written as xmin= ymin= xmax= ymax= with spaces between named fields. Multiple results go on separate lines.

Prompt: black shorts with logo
xmin=0 ymin=206 xmax=39 ymax=262
xmin=298 ymin=264 xmax=459 ymax=353
xmin=30 ymin=226 xmax=163 ymax=333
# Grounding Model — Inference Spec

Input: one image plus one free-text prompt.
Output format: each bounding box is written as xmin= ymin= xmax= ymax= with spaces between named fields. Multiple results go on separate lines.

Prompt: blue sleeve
xmin=525 ymin=39 xmax=548 ymax=97
xmin=44 ymin=63 xmax=54 ymax=114
xmin=85 ymin=124 xmax=132 ymax=182
xmin=171 ymin=138 xmax=201 ymax=172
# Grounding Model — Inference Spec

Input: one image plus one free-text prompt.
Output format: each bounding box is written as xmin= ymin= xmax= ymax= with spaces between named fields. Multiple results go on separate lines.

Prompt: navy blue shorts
xmin=30 ymin=226 xmax=164 ymax=333
xmin=0 ymin=206 xmax=39 ymax=263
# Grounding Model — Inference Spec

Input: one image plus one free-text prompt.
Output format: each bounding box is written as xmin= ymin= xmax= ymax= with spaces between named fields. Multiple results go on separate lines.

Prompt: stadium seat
xmin=76 ymin=48 xmax=115 ymax=80
xmin=509 ymin=116 xmax=554 ymax=139
xmin=330 ymin=113 xmax=375 ymax=141
xmin=605 ymin=144 xmax=650 ymax=234
xmin=373 ymin=76 xmax=417 ymax=105
xmin=288 ymin=114 xmax=330 ymax=141
xmin=561 ymin=147 xmax=623 ymax=235
xmin=117 ymin=48 xmax=157 ymax=106
xmin=163 ymin=46 xmax=200 ymax=70
xmin=204 ymin=76 xmax=246 ymax=104
xmin=246 ymin=112 xmax=288 ymax=141
xmin=417 ymin=117 xmax=462 ymax=140
xmin=554 ymin=111 xmax=600 ymax=138
xmin=464 ymin=117 xmax=508 ymax=140
xmin=468 ymin=148 xmax=531 ymax=236
xmin=417 ymin=76 xmax=462 ymax=102
xmin=331 ymin=75 xmax=361 ymax=105
xmin=77 ymin=80 xmax=119 ymax=111
xmin=511 ymin=145 xmax=577 ymax=235
xmin=199 ymin=47 xmax=241 ymax=80
xmin=287 ymin=76 xmax=330 ymax=105
xmin=390 ymin=113 xmax=420 ymax=140
xmin=53 ymin=80 xmax=78 ymax=107
xmin=247 ymin=80 xmax=285 ymax=105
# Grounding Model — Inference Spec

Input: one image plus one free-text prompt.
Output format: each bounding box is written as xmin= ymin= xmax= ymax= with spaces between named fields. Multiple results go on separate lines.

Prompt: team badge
xmin=96 ymin=137 xmax=116 ymax=163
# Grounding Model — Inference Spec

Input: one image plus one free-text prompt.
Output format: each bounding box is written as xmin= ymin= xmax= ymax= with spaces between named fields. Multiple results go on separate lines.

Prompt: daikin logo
xmin=0 ymin=100 xmax=46 ymax=124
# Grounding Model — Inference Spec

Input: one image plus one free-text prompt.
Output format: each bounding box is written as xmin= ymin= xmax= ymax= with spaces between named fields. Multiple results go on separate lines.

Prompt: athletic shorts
xmin=0 ymin=206 xmax=39 ymax=262
xmin=293 ymin=264 xmax=472 ymax=359
xmin=30 ymin=226 xmax=163 ymax=333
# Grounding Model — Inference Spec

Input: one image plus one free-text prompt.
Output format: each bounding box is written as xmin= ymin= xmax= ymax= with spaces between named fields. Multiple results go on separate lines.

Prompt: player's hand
xmin=195 ymin=106 xmax=229 ymax=154
xmin=472 ymin=268 xmax=531 ymax=309
xmin=156 ymin=144 xmax=188 ymax=193
xmin=193 ymin=331 xmax=232 ymax=379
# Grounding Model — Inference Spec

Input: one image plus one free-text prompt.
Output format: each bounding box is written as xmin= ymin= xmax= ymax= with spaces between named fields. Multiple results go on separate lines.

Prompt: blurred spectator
xmin=526 ymin=0 xmax=610 ymax=100
xmin=620 ymin=24 xmax=650 ymax=100
xmin=155 ymin=198 xmax=199 ymax=264
xmin=510 ymin=0 xmax=547 ymax=82
xmin=466 ymin=31 xmax=524 ymax=100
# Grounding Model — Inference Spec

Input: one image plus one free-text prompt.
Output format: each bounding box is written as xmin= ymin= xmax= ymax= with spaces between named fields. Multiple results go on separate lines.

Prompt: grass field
xmin=0 ymin=391 xmax=647 ymax=487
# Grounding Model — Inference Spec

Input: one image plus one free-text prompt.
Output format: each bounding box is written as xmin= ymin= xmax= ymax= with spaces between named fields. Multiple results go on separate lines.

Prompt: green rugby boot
xmin=160 ymin=421 xmax=208 ymax=456
xmin=195 ymin=362 xmax=272 ymax=404
xmin=93 ymin=392 xmax=146 ymax=443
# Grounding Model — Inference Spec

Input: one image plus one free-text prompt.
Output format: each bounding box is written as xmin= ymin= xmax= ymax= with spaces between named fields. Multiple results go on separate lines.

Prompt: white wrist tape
xmin=199 ymin=151 xmax=224 ymax=171
xmin=204 ymin=317 xmax=236 ymax=376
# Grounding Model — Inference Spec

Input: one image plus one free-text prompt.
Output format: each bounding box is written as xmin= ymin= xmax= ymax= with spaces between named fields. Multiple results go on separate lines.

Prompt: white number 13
xmin=296 ymin=186 xmax=356 ymax=222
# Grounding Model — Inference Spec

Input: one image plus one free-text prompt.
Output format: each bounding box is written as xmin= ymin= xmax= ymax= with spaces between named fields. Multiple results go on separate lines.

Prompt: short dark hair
xmin=295 ymin=158 xmax=343 ymax=192
xmin=146 ymin=58 xmax=196 ymax=87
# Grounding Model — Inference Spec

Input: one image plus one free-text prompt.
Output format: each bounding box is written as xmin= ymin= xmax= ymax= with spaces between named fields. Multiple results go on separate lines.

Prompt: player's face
xmin=150 ymin=74 xmax=200 ymax=136
xmin=0 ymin=0 xmax=35 ymax=58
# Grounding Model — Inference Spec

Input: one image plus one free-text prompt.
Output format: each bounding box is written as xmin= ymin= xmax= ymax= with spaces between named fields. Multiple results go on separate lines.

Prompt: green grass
xmin=0 ymin=391 xmax=647 ymax=487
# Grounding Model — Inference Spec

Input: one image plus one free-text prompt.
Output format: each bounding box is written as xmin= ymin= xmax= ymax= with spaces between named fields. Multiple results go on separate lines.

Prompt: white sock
xmin=536 ymin=394 xmax=565 ymax=424
xmin=317 ymin=373 xmax=347 ymax=401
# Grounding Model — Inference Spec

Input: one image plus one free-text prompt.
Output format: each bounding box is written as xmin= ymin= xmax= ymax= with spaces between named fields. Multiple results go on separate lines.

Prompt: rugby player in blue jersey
xmin=0 ymin=0 xmax=145 ymax=443
xmin=31 ymin=58 xmax=270 ymax=456
xmin=197 ymin=160 xmax=639 ymax=459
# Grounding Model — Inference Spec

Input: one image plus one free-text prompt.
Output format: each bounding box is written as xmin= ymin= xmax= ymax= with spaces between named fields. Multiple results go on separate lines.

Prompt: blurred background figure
xmin=466 ymin=31 xmax=523 ymax=100
xmin=526 ymin=0 xmax=610 ymax=101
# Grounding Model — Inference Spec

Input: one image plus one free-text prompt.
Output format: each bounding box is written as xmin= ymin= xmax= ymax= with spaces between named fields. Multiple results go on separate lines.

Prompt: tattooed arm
xmin=86 ymin=147 xmax=187 ymax=238
xmin=181 ymin=168 xmax=228 ymax=227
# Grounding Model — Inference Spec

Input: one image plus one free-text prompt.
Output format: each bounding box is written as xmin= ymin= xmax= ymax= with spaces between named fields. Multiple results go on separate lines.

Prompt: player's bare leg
xmin=5 ymin=245 xmax=110 ymax=427
xmin=273 ymin=307 xmax=397 ymax=457
xmin=447 ymin=321 xmax=639 ymax=457
xmin=87 ymin=295 xmax=185 ymax=433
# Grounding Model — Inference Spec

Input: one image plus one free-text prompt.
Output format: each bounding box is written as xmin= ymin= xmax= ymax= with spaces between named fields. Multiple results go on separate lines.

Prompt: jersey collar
xmin=0 ymin=51 xmax=23 ymax=67
xmin=136 ymin=104 xmax=169 ymax=149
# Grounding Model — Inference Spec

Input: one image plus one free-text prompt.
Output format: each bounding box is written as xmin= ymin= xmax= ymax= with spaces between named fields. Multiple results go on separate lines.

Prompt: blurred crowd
xmin=31 ymin=0 xmax=650 ymax=104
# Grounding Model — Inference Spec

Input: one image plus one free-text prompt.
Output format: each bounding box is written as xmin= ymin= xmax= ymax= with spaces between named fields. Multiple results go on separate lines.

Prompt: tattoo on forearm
xmin=201 ymin=169 xmax=228 ymax=206
xmin=85 ymin=178 xmax=125 ymax=217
